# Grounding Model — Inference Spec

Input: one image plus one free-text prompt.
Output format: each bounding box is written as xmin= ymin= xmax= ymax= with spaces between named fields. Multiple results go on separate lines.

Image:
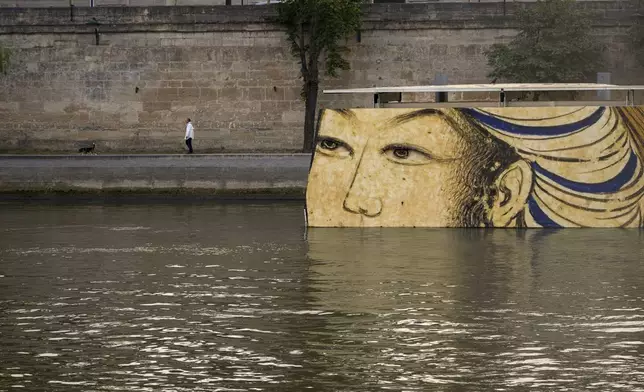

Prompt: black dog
xmin=78 ymin=143 xmax=96 ymax=154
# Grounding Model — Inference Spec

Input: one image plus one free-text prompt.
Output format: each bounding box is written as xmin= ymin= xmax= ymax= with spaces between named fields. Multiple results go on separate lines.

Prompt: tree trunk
xmin=302 ymin=80 xmax=319 ymax=153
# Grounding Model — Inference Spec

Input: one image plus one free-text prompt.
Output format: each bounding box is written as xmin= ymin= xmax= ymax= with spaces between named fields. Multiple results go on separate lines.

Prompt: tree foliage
xmin=485 ymin=0 xmax=603 ymax=86
xmin=277 ymin=0 xmax=362 ymax=152
xmin=0 ymin=46 xmax=10 ymax=75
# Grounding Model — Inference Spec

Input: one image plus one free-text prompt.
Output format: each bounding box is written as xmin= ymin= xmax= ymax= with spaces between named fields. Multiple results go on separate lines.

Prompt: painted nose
xmin=343 ymin=195 xmax=382 ymax=217
xmin=343 ymin=179 xmax=383 ymax=218
xmin=343 ymin=147 xmax=383 ymax=218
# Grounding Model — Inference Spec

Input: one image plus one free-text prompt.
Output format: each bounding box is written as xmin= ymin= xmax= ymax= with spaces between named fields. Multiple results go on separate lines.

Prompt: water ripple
xmin=1 ymin=204 xmax=643 ymax=391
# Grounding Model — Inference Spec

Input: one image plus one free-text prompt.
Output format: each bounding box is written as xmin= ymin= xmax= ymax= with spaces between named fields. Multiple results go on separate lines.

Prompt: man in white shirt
xmin=185 ymin=118 xmax=194 ymax=154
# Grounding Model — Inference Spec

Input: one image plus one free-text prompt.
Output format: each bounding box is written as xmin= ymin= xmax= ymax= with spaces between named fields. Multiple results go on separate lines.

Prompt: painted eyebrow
xmin=387 ymin=109 xmax=444 ymax=127
xmin=329 ymin=109 xmax=357 ymax=120
xmin=327 ymin=108 xmax=453 ymax=137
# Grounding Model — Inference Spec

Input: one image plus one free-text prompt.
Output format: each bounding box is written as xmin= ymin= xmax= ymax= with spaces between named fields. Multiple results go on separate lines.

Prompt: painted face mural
xmin=305 ymin=106 xmax=644 ymax=228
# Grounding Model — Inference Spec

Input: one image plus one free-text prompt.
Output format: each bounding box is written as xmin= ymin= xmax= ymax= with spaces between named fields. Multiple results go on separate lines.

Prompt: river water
xmin=0 ymin=201 xmax=643 ymax=391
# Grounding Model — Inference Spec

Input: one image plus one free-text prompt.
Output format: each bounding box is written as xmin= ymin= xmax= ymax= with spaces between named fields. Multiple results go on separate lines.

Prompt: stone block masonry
xmin=0 ymin=154 xmax=310 ymax=194
xmin=0 ymin=2 xmax=642 ymax=153
xmin=0 ymin=0 xmax=259 ymax=6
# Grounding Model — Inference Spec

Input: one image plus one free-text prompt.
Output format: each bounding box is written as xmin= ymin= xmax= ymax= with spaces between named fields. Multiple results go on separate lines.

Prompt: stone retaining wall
xmin=0 ymin=154 xmax=310 ymax=194
xmin=0 ymin=2 xmax=641 ymax=153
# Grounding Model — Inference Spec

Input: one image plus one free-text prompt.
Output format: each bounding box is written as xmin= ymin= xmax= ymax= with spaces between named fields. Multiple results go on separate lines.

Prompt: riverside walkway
xmin=0 ymin=154 xmax=311 ymax=198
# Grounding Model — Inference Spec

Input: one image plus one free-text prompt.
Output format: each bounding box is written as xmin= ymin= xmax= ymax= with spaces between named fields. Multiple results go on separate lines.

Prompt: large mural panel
xmin=305 ymin=106 xmax=644 ymax=228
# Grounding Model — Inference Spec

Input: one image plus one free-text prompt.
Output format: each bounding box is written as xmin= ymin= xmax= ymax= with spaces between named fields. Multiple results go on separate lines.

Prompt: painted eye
xmin=382 ymin=144 xmax=432 ymax=165
xmin=320 ymin=139 xmax=339 ymax=150
xmin=316 ymin=137 xmax=353 ymax=158
xmin=392 ymin=148 xmax=410 ymax=159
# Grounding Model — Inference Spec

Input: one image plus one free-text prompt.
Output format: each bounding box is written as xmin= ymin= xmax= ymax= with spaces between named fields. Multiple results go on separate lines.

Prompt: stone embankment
xmin=0 ymin=154 xmax=311 ymax=197
xmin=0 ymin=1 xmax=641 ymax=153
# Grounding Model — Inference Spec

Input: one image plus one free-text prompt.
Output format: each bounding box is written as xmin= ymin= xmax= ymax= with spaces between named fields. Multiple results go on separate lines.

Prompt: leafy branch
xmin=0 ymin=46 xmax=10 ymax=75
xmin=485 ymin=0 xmax=603 ymax=99
xmin=277 ymin=0 xmax=362 ymax=152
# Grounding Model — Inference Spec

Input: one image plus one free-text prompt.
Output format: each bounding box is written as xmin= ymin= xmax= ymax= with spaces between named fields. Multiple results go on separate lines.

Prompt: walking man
xmin=185 ymin=118 xmax=194 ymax=154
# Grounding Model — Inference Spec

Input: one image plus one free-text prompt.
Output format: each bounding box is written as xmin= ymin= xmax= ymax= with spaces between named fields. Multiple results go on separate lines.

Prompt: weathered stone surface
xmin=0 ymin=154 xmax=310 ymax=194
xmin=0 ymin=2 xmax=642 ymax=153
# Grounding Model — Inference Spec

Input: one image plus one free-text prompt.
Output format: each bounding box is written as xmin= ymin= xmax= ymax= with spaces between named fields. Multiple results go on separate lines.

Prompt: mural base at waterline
xmin=305 ymin=106 xmax=644 ymax=228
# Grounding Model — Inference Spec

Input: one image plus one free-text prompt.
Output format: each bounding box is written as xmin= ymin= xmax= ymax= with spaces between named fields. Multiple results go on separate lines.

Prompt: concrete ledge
xmin=0 ymin=154 xmax=312 ymax=196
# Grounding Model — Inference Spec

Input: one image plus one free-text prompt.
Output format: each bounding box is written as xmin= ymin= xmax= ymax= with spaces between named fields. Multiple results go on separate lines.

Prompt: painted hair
xmin=458 ymin=106 xmax=644 ymax=228
xmin=433 ymin=108 xmax=524 ymax=227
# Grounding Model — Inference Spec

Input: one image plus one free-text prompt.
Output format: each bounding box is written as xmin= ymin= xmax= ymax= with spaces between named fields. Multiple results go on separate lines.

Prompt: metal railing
xmin=323 ymin=84 xmax=644 ymax=108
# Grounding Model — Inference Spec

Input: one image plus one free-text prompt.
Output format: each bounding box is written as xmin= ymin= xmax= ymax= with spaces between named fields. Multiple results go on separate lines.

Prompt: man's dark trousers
xmin=186 ymin=138 xmax=193 ymax=154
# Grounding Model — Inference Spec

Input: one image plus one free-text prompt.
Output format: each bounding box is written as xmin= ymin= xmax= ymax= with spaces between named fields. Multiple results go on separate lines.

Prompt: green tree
xmin=485 ymin=0 xmax=603 ymax=99
xmin=0 ymin=46 xmax=10 ymax=75
xmin=277 ymin=0 xmax=362 ymax=152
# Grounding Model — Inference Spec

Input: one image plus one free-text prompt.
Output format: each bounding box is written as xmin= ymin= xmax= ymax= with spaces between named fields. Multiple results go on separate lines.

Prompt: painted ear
xmin=490 ymin=159 xmax=533 ymax=227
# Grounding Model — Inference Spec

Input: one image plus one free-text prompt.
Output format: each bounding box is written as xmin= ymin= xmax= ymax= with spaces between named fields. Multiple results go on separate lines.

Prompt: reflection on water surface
xmin=0 ymin=202 xmax=643 ymax=391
